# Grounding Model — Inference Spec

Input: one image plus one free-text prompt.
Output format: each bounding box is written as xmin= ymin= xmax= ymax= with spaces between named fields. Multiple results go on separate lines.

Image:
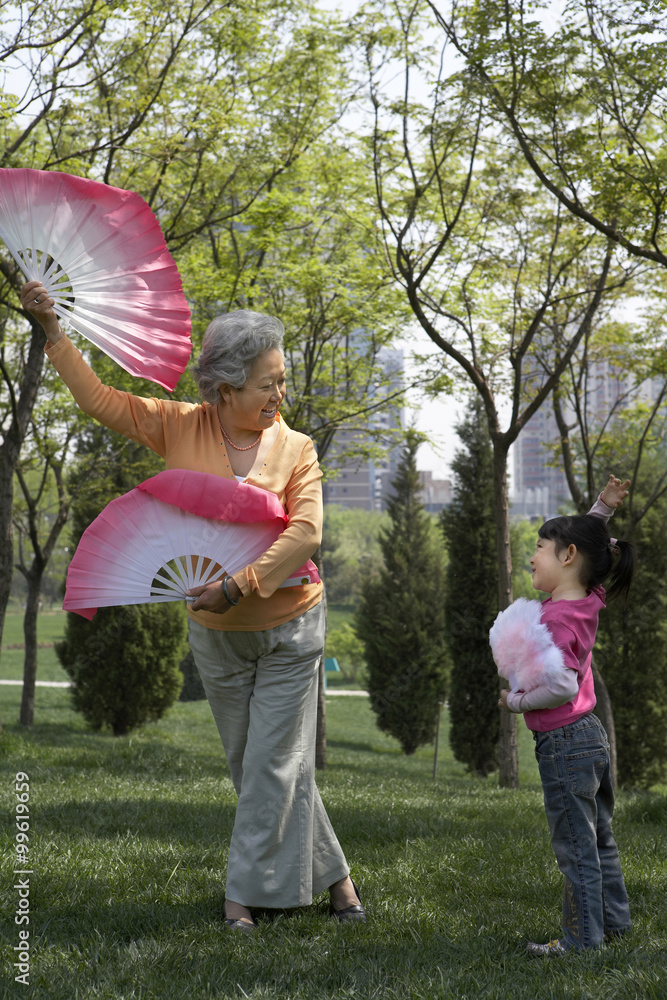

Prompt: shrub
xmin=57 ymin=603 xmax=186 ymax=736
xmin=325 ymin=622 xmax=366 ymax=685
xmin=179 ymin=649 xmax=207 ymax=701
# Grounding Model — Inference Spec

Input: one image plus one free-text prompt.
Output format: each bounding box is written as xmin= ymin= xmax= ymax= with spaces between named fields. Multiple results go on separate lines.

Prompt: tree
xmin=0 ymin=0 xmax=408 ymax=667
xmin=324 ymin=622 xmax=366 ymax=686
xmin=356 ymin=430 xmax=449 ymax=755
xmin=177 ymin=141 xmax=411 ymax=462
xmin=363 ymin=0 xmax=638 ymax=785
xmin=56 ymin=420 xmax=185 ymax=735
xmin=551 ymin=377 xmax=667 ymax=788
xmin=0 ymin=308 xmax=46 ymax=692
xmin=429 ymin=0 xmax=667 ymax=269
xmin=320 ymin=505 xmax=388 ymax=606
xmin=441 ymin=400 xmax=499 ymax=777
xmin=57 ymin=603 xmax=186 ymax=736
xmin=13 ymin=425 xmax=72 ymax=727
xmin=594 ymin=494 xmax=667 ymax=789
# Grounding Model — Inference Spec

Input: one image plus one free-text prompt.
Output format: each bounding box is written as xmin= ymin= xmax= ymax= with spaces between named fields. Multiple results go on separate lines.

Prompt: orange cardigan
xmin=47 ymin=336 xmax=323 ymax=631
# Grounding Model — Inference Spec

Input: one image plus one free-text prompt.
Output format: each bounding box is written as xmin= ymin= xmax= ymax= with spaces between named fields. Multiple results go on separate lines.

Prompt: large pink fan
xmin=0 ymin=168 xmax=191 ymax=391
xmin=63 ymin=470 xmax=321 ymax=619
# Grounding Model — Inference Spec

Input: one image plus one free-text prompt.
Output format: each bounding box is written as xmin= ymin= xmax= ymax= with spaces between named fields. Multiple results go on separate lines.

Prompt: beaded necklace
xmin=218 ymin=418 xmax=262 ymax=451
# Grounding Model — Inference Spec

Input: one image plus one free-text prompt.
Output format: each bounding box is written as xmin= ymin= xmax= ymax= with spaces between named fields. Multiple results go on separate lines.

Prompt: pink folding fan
xmin=0 ymin=168 xmax=192 ymax=391
xmin=63 ymin=470 xmax=321 ymax=619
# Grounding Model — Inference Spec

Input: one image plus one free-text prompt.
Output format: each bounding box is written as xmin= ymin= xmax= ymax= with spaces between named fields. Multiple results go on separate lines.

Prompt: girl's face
xmin=530 ymin=536 xmax=568 ymax=594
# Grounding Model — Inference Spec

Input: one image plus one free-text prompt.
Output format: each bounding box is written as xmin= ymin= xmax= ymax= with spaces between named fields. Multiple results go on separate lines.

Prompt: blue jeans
xmin=533 ymin=713 xmax=631 ymax=950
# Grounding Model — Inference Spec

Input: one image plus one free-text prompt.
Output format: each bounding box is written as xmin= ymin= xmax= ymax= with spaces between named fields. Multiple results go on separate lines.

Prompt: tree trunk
xmin=0 ymin=323 xmax=47 ymax=734
xmin=492 ymin=443 xmax=519 ymax=788
xmin=0 ymin=326 xmax=45 ymax=634
xmin=316 ymin=654 xmax=327 ymax=770
xmin=0 ymin=450 xmax=14 ymax=736
xmin=19 ymin=565 xmax=44 ymax=727
xmin=592 ymin=657 xmax=617 ymax=788
xmin=315 ymin=556 xmax=327 ymax=770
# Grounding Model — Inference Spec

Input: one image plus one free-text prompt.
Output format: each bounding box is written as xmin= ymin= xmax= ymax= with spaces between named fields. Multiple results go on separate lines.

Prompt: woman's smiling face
xmin=223 ymin=348 xmax=286 ymax=432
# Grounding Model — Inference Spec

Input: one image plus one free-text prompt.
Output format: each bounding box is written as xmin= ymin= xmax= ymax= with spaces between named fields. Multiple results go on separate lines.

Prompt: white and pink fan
xmin=63 ymin=470 xmax=321 ymax=619
xmin=0 ymin=168 xmax=192 ymax=391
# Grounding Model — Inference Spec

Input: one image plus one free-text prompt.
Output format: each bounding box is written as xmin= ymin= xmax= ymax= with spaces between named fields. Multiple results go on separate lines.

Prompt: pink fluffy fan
xmin=0 ymin=168 xmax=191 ymax=391
xmin=489 ymin=597 xmax=565 ymax=692
xmin=63 ymin=470 xmax=321 ymax=619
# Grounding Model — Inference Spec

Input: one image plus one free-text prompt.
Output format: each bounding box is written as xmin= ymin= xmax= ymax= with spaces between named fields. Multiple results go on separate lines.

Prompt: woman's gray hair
xmin=192 ymin=309 xmax=285 ymax=405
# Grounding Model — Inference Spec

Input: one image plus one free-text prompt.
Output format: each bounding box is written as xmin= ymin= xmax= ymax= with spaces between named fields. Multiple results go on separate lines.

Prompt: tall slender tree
xmin=441 ymin=400 xmax=499 ymax=777
xmin=356 ymin=430 xmax=449 ymax=755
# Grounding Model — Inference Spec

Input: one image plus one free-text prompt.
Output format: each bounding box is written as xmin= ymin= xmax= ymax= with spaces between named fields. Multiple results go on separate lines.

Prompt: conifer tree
xmin=356 ymin=430 xmax=449 ymax=755
xmin=595 ymin=497 xmax=667 ymax=788
xmin=56 ymin=425 xmax=185 ymax=735
xmin=440 ymin=401 xmax=499 ymax=776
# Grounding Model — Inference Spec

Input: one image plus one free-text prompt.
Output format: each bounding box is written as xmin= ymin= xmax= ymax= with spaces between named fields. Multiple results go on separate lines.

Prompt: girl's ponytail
xmin=606 ymin=538 xmax=635 ymax=601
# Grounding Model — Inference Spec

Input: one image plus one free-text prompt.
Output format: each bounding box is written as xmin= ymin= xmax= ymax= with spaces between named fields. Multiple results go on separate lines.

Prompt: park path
xmin=0 ymin=679 xmax=368 ymax=694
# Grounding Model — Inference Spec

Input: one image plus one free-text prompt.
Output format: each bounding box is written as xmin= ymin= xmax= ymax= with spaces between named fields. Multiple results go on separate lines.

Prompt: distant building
xmin=322 ymin=347 xmax=405 ymax=511
xmin=511 ymin=357 xmax=658 ymax=519
xmin=419 ymin=471 xmax=452 ymax=513
xmin=511 ymin=405 xmax=569 ymax=520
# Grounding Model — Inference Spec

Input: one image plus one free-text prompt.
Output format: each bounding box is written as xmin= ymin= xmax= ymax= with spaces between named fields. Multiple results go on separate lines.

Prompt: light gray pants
xmin=188 ymin=602 xmax=349 ymax=908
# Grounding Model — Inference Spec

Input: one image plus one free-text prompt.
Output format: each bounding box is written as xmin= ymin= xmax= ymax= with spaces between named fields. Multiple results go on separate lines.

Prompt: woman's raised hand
xmin=20 ymin=280 xmax=64 ymax=344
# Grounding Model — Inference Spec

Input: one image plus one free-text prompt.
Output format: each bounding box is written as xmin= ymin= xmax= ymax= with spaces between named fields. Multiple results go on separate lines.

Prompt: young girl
xmin=498 ymin=474 xmax=635 ymax=955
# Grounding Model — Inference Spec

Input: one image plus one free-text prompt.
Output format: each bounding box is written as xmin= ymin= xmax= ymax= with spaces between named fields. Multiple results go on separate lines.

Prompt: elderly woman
xmin=22 ymin=279 xmax=365 ymax=932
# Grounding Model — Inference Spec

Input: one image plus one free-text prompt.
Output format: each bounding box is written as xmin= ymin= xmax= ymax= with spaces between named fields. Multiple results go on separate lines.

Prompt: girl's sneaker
xmin=526 ymin=939 xmax=566 ymax=957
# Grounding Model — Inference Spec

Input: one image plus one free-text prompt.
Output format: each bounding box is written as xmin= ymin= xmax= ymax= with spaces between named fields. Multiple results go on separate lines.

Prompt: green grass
xmin=1 ymin=683 xmax=666 ymax=999
xmin=1 ymin=610 xmax=69 ymax=683
xmin=326 ymin=603 xmax=355 ymax=632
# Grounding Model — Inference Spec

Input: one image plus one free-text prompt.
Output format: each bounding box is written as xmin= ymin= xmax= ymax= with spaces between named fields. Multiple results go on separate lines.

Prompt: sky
xmin=398 ymin=333 xmax=463 ymax=480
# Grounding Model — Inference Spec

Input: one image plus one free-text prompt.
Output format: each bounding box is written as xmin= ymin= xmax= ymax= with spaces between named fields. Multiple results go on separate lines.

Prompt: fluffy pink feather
xmin=489 ymin=597 xmax=565 ymax=692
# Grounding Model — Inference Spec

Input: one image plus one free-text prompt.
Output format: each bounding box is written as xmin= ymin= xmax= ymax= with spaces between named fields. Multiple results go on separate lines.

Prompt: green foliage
xmin=57 ymin=421 xmax=183 ymax=735
xmin=356 ymin=430 xmax=449 ymax=755
xmin=510 ymin=517 xmax=542 ymax=601
xmin=178 ymin=649 xmax=207 ymax=702
xmin=180 ymin=142 xmax=409 ymax=462
xmin=595 ymin=500 xmax=667 ymax=789
xmin=441 ymin=401 xmax=499 ymax=776
xmin=320 ymin=505 xmax=388 ymax=605
xmin=56 ymin=603 xmax=186 ymax=736
xmin=324 ymin=622 xmax=366 ymax=685
xmin=444 ymin=0 xmax=667 ymax=267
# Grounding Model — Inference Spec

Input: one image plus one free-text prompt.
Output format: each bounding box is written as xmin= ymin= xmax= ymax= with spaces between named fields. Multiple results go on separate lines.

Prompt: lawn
xmin=1 ymin=645 xmax=666 ymax=998
xmin=1 ymin=609 xmax=70 ymax=683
